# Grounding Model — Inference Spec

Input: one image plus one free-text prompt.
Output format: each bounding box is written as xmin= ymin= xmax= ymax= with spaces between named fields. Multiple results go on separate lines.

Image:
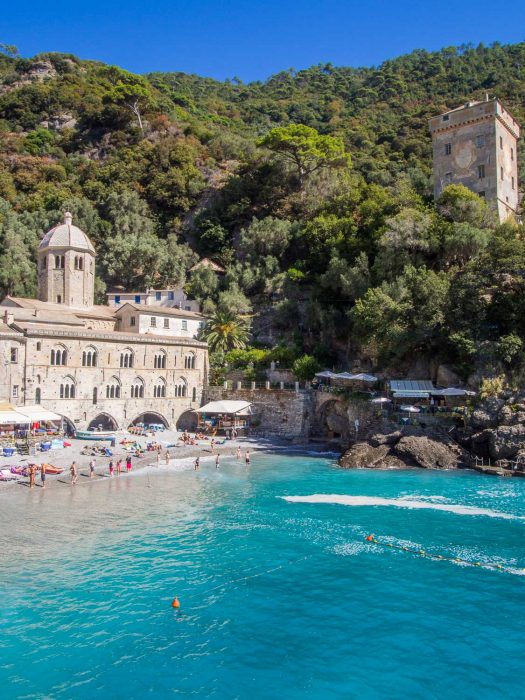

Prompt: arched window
xmin=105 ymin=377 xmax=121 ymax=399
xmin=154 ymin=350 xmax=167 ymax=369
xmin=82 ymin=345 xmax=98 ymax=367
xmin=50 ymin=345 xmax=67 ymax=366
xmin=59 ymin=376 xmax=76 ymax=399
xmin=153 ymin=378 xmax=167 ymax=398
xmin=55 ymin=255 xmax=65 ymax=269
xmin=184 ymin=352 xmax=196 ymax=369
xmin=74 ymin=256 xmax=84 ymax=270
xmin=55 ymin=255 xmax=60 ymax=269
xmin=131 ymin=377 xmax=145 ymax=399
xmin=120 ymin=349 xmax=134 ymax=368
xmin=35 ymin=388 xmax=41 ymax=403
xmin=175 ymin=377 xmax=187 ymax=398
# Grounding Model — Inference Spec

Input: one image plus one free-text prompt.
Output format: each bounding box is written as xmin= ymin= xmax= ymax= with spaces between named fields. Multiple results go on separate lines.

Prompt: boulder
xmin=471 ymin=397 xmax=505 ymax=429
xmin=394 ymin=435 xmax=465 ymax=470
xmin=369 ymin=431 xmax=402 ymax=447
xmin=489 ymin=424 xmax=525 ymax=460
xmin=436 ymin=364 xmax=462 ymax=387
xmin=338 ymin=442 xmax=407 ymax=469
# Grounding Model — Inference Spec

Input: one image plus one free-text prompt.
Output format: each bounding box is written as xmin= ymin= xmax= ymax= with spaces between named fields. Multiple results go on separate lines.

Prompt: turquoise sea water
xmin=1 ymin=453 xmax=525 ymax=699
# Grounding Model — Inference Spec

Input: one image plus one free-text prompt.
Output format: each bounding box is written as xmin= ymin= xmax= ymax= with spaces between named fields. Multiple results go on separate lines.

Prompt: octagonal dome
xmin=39 ymin=212 xmax=96 ymax=255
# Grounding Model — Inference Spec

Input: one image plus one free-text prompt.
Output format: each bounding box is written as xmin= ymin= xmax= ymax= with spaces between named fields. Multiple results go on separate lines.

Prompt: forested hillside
xmin=0 ymin=41 xmax=524 ymax=383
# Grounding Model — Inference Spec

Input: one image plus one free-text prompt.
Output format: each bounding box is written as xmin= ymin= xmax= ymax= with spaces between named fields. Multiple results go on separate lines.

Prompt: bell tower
xmin=37 ymin=212 xmax=96 ymax=308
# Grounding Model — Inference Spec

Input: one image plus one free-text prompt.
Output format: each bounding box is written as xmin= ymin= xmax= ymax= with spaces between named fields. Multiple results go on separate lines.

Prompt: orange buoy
xmin=171 ymin=597 xmax=180 ymax=609
xmin=366 ymin=535 xmax=374 ymax=542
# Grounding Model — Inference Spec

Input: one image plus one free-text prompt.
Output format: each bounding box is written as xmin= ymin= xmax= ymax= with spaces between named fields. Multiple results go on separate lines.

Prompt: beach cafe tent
xmin=389 ymin=380 xmax=435 ymax=400
xmin=314 ymin=371 xmax=338 ymax=379
xmin=431 ymin=388 xmax=476 ymax=397
xmin=18 ymin=405 xmax=62 ymax=422
xmin=195 ymin=400 xmax=253 ymax=433
xmin=0 ymin=403 xmax=32 ymax=425
xmin=349 ymin=373 xmax=378 ymax=383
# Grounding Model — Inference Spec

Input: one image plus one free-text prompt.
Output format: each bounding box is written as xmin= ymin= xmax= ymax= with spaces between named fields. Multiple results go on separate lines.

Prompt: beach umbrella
xmin=400 ymin=405 xmax=420 ymax=413
xmin=370 ymin=397 xmax=391 ymax=404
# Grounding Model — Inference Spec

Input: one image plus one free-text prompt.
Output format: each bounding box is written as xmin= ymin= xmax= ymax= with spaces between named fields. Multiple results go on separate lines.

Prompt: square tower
xmin=429 ymin=98 xmax=520 ymax=222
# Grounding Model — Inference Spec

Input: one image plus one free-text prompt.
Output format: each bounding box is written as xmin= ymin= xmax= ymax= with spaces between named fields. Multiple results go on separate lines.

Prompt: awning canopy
xmin=389 ymin=380 xmax=435 ymax=393
xmin=393 ymin=391 xmax=430 ymax=399
xmin=196 ymin=400 xmax=253 ymax=415
xmin=431 ymin=388 xmax=476 ymax=397
xmin=0 ymin=403 xmax=32 ymax=425
xmin=333 ymin=372 xmax=378 ymax=382
xmin=19 ymin=405 xmax=62 ymax=421
xmin=349 ymin=373 xmax=378 ymax=382
xmin=315 ymin=371 xmax=337 ymax=378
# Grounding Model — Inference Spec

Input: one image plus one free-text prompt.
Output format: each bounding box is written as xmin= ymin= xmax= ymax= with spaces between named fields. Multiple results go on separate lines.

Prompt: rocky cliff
xmin=339 ymin=426 xmax=469 ymax=470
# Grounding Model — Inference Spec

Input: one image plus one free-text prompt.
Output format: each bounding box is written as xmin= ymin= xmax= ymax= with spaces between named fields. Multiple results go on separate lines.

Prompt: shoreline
xmin=0 ymin=431 xmax=341 ymax=495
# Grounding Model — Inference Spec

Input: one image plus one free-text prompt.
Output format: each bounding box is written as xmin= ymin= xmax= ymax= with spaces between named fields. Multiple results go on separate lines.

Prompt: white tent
xmin=314 ymin=371 xmax=337 ymax=379
xmin=370 ymin=397 xmax=391 ymax=404
xmin=18 ymin=405 xmax=62 ymax=421
xmin=400 ymin=405 xmax=420 ymax=413
xmin=350 ymin=373 xmax=378 ymax=382
xmin=0 ymin=404 xmax=31 ymax=425
xmin=431 ymin=388 xmax=476 ymax=397
xmin=196 ymin=400 xmax=252 ymax=415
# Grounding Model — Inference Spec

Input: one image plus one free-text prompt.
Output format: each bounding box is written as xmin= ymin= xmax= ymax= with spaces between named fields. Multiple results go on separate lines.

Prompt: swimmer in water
xmin=215 ymin=454 xmax=220 ymax=469
xmin=236 ymin=446 xmax=241 ymax=460
xmin=194 ymin=457 xmax=200 ymax=471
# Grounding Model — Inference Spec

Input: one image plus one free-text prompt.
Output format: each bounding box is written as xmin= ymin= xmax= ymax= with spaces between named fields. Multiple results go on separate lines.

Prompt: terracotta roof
xmin=3 ymin=297 xmax=115 ymax=320
xmin=39 ymin=212 xmax=96 ymax=254
xmin=115 ymin=303 xmax=205 ymax=320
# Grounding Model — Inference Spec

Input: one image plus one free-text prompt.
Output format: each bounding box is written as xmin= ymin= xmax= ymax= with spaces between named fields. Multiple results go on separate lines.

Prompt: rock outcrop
xmin=468 ymin=392 xmax=525 ymax=462
xmin=339 ymin=427 xmax=468 ymax=470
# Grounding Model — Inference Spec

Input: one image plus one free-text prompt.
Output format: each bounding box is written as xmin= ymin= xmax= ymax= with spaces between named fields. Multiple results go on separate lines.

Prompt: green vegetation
xmin=0 ymin=42 xmax=525 ymax=382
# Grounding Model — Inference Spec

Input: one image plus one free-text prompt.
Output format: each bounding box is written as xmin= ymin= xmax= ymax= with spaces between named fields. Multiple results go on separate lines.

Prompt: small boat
xmin=74 ymin=430 xmax=116 ymax=441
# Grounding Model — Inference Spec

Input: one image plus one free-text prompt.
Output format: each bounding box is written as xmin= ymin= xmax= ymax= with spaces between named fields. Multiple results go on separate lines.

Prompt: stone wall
xmin=204 ymin=386 xmax=314 ymax=440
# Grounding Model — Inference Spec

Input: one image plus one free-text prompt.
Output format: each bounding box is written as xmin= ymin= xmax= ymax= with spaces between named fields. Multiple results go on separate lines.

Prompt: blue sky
xmin=4 ymin=0 xmax=524 ymax=81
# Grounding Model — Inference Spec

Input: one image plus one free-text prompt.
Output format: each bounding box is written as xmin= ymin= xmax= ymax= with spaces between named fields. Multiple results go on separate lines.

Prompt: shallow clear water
xmin=1 ymin=454 xmax=525 ymax=699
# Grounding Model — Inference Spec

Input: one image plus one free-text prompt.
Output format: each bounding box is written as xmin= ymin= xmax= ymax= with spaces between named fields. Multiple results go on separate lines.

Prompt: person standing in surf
xmin=40 ymin=463 xmax=46 ymax=489
xmin=215 ymin=454 xmax=220 ymax=469
xmin=89 ymin=458 xmax=96 ymax=479
xmin=126 ymin=456 xmax=132 ymax=472
xmin=245 ymin=450 xmax=250 ymax=465
xmin=70 ymin=461 xmax=78 ymax=485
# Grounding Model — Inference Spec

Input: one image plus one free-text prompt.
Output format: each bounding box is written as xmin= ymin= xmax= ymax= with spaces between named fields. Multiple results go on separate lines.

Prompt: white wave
xmin=281 ymin=494 xmax=522 ymax=520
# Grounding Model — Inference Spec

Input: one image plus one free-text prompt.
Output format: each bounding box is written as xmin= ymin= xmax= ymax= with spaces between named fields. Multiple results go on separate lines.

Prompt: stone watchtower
xmin=429 ymin=97 xmax=520 ymax=222
xmin=37 ymin=213 xmax=96 ymax=308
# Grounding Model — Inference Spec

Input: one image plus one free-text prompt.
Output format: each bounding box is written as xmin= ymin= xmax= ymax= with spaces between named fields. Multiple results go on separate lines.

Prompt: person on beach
xmin=126 ymin=456 xmax=132 ymax=472
xmin=70 ymin=461 xmax=78 ymax=485
xmin=194 ymin=457 xmax=200 ymax=471
xmin=215 ymin=454 xmax=220 ymax=469
xmin=156 ymin=450 xmax=161 ymax=465
xmin=245 ymin=450 xmax=251 ymax=465
xmin=236 ymin=446 xmax=241 ymax=460
xmin=109 ymin=460 xmax=114 ymax=477
xmin=211 ymin=438 xmax=215 ymax=451
xmin=116 ymin=459 xmax=122 ymax=476
xmin=28 ymin=464 xmax=35 ymax=489
xmin=165 ymin=450 xmax=170 ymax=464
xmin=89 ymin=458 xmax=96 ymax=479
xmin=40 ymin=463 xmax=46 ymax=489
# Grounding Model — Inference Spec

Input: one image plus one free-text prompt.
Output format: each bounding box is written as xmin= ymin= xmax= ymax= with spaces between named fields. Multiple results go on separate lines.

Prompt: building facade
xmin=106 ymin=287 xmax=200 ymax=313
xmin=0 ymin=214 xmax=208 ymax=431
xmin=429 ymin=97 xmax=520 ymax=222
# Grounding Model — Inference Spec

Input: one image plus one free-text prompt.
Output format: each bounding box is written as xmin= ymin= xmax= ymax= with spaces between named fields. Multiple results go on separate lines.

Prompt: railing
xmin=209 ymin=380 xmax=308 ymax=392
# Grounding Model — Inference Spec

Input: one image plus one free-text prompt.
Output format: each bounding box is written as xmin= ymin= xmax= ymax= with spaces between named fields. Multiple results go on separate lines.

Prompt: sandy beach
xmin=0 ymin=429 xmax=265 ymax=493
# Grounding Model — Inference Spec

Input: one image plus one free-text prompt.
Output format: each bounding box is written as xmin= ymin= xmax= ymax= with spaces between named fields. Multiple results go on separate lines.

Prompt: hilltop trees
xmin=257 ymin=125 xmax=351 ymax=185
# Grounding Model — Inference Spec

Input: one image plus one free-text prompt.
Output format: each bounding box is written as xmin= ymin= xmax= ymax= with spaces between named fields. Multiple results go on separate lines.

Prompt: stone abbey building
xmin=0 ymin=214 xmax=209 ymax=432
xmin=429 ymin=97 xmax=520 ymax=222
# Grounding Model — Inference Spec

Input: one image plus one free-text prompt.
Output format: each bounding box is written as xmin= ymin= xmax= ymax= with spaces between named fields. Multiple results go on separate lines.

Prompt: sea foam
xmin=281 ymin=494 xmax=522 ymax=520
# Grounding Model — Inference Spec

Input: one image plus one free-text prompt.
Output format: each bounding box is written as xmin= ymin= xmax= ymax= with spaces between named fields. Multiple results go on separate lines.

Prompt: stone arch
xmin=59 ymin=414 xmax=76 ymax=435
xmin=176 ymin=410 xmax=197 ymax=431
xmin=130 ymin=412 xmax=169 ymax=429
xmin=315 ymin=397 xmax=348 ymax=440
xmin=87 ymin=413 xmax=119 ymax=431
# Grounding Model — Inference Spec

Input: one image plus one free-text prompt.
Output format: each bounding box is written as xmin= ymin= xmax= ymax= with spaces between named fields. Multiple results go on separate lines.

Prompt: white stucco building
xmin=0 ymin=213 xmax=209 ymax=432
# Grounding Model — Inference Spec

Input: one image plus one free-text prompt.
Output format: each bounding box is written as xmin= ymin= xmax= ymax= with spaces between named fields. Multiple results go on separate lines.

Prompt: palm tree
xmin=203 ymin=311 xmax=250 ymax=353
